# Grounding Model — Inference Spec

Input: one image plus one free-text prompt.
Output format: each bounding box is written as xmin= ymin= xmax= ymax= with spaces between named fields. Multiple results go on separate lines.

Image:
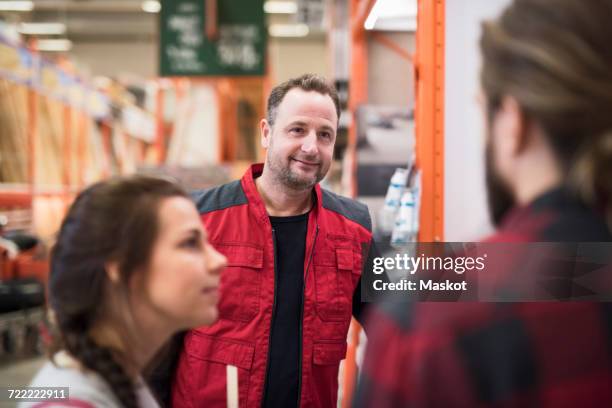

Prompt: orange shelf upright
xmin=414 ymin=0 xmax=445 ymax=242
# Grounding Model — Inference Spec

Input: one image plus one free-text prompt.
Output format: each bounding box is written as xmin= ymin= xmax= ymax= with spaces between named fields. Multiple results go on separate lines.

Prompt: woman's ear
xmin=498 ymin=95 xmax=529 ymax=156
xmin=105 ymin=262 xmax=120 ymax=284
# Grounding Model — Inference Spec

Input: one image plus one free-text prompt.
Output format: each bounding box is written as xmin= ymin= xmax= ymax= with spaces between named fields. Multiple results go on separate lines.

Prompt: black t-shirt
xmin=263 ymin=212 xmax=309 ymax=408
xmin=146 ymin=210 xmax=375 ymax=407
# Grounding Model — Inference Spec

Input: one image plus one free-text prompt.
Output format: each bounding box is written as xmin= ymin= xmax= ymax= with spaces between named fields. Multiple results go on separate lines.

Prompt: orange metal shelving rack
xmin=341 ymin=1 xmax=445 ymax=406
xmin=415 ymin=0 xmax=445 ymax=243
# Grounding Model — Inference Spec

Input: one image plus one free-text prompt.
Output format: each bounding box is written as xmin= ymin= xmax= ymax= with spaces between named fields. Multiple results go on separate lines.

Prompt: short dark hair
xmin=266 ymin=73 xmax=341 ymax=127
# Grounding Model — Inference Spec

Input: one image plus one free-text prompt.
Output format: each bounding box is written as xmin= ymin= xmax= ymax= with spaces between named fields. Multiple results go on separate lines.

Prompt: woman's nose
xmin=207 ymin=246 xmax=227 ymax=276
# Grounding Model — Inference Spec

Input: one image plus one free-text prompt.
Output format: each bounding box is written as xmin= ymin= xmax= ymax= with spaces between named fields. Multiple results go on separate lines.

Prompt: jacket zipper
xmin=297 ymin=225 xmax=319 ymax=408
xmin=262 ymin=228 xmax=279 ymax=407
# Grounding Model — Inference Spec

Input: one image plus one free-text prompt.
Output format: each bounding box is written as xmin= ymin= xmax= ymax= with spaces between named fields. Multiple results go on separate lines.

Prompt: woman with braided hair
xmin=21 ymin=175 xmax=226 ymax=407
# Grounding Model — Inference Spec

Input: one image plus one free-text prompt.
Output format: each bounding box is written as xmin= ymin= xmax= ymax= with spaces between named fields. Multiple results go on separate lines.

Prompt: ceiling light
xmin=35 ymin=39 xmax=72 ymax=52
xmin=269 ymin=23 xmax=308 ymax=38
xmin=365 ymin=0 xmax=417 ymax=30
xmin=142 ymin=0 xmax=161 ymax=14
xmin=364 ymin=0 xmax=382 ymax=30
xmin=264 ymin=1 xmax=297 ymax=14
xmin=93 ymin=76 xmax=113 ymax=89
xmin=0 ymin=1 xmax=34 ymax=11
xmin=18 ymin=22 xmax=66 ymax=35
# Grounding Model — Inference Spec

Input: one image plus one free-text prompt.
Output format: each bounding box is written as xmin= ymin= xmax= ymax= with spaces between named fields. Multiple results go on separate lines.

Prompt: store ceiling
xmin=30 ymin=0 xmax=156 ymax=42
xmin=0 ymin=1 xmax=314 ymax=43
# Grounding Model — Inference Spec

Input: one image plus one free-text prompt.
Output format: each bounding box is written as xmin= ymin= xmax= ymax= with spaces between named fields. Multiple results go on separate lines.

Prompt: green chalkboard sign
xmin=159 ymin=0 xmax=266 ymax=76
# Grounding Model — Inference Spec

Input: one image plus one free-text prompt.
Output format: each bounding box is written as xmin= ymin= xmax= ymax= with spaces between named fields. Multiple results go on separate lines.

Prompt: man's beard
xmin=266 ymin=154 xmax=325 ymax=191
xmin=485 ymin=141 xmax=516 ymax=227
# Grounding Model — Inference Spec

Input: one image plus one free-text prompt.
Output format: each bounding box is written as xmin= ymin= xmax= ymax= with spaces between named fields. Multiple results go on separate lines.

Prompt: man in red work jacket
xmin=169 ymin=74 xmax=377 ymax=407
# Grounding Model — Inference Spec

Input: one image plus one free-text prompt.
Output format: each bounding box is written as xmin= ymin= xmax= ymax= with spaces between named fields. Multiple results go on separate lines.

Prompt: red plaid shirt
xmin=356 ymin=189 xmax=612 ymax=407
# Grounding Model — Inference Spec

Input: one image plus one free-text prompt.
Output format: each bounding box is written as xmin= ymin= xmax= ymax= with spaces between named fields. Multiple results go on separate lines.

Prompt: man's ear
xmin=496 ymin=95 xmax=528 ymax=156
xmin=260 ymin=119 xmax=272 ymax=149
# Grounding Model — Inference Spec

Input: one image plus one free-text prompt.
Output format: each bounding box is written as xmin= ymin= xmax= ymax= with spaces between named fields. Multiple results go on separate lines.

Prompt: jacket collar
xmin=498 ymin=187 xmax=576 ymax=231
xmin=240 ymin=163 xmax=323 ymax=223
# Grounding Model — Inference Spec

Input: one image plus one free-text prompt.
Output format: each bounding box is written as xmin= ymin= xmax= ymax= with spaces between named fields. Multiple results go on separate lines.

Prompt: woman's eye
xmin=180 ymin=237 xmax=200 ymax=249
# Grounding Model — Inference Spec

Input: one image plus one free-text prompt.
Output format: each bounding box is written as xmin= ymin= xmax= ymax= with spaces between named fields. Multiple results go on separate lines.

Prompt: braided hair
xmin=48 ymin=176 xmax=189 ymax=407
xmin=63 ymin=334 xmax=138 ymax=408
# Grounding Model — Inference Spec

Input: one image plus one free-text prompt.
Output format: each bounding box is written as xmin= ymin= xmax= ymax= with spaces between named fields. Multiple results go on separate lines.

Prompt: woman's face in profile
xmin=142 ymin=196 xmax=226 ymax=330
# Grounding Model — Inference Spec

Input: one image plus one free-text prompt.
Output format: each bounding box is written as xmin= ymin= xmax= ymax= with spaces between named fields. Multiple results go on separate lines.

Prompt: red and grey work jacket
xmin=172 ymin=163 xmax=375 ymax=407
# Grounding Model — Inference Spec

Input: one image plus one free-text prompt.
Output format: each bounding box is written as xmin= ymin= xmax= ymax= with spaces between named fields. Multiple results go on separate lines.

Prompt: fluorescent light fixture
xmin=18 ymin=22 xmax=66 ymax=35
xmin=141 ymin=0 xmax=161 ymax=13
xmin=93 ymin=76 xmax=113 ymax=89
xmin=364 ymin=0 xmax=381 ymax=30
xmin=365 ymin=0 xmax=418 ymax=31
xmin=36 ymin=38 xmax=72 ymax=52
xmin=269 ymin=23 xmax=308 ymax=38
xmin=264 ymin=1 xmax=297 ymax=14
xmin=0 ymin=1 xmax=34 ymax=11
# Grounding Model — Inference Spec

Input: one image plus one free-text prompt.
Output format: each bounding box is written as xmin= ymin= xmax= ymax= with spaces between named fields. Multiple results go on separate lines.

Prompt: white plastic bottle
xmin=379 ymin=168 xmax=409 ymax=233
xmin=391 ymin=189 xmax=416 ymax=248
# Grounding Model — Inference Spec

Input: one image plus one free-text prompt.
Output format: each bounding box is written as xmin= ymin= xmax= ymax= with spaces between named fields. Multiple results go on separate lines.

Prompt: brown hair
xmin=480 ymin=0 xmax=612 ymax=225
xmin=266 ymin=73 xmax=341 ymax=126
xmin=49 ymin=175 xmax=189 ymax=407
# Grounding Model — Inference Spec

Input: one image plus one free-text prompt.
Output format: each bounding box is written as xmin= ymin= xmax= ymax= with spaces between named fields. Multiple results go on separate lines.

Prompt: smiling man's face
xmin=261 ymin=88 xmax=338 ymax=191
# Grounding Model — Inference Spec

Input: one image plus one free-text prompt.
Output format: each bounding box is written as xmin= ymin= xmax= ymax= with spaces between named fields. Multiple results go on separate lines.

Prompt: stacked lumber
xmin=0 ymin=79 xmax=28 ymax=183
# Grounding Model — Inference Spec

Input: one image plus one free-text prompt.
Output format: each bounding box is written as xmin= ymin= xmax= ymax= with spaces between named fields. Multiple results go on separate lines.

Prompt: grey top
xmin=19 ymin=351 xmax=160 ymax=408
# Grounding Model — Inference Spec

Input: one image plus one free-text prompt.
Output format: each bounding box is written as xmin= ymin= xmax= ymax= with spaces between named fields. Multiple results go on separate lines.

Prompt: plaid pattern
xmin=356 ymin=189 xmax=612 ymax=407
